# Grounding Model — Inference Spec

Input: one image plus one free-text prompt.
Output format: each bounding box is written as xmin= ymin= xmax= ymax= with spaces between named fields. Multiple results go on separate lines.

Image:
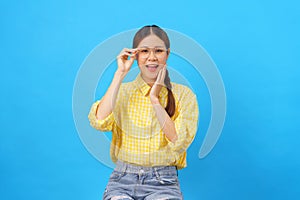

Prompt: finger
xmin=130 ymin=48 xmax=139 ymax=52
xmin=158 ymin=67 xmax=167 ymax=86
xmin=122 ymin=48 xmax=130 ymax=52
xmin=120 ymin=48 xmax=137 ymax=57
xmin=128 ymin=54 xmax=136 ymax=64
xmin=117 ymin=52 xmax=131 ymax=59
xmin=129 ymin=52 xmax=137 ymax=58
xmin=120 ymin=48 xmax=129 ymax=55
xmin=162 ymin=65 xmax=166 ymax=74
xmin=155 ymin=69 xmax=163 ymax=85
xmin=125 ymin=48 xmax=138 ymax=54
xmin=161 ymin=67 xmax=166 ymax=85
xmin=118 ymin=50 xmax=131 ymax=56
xmin=126 ymin=48 xmax=138 ymax=51
xmin=117 ymin=56 xmax=128 ymax=61
xmin=125 ymin=51 xmax=138 ymax=60
xmin=122 ymin=52 xmax=132 ymax=56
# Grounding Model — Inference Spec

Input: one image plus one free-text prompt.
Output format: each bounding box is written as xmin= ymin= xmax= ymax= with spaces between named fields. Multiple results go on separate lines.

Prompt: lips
xmin=146 ymin=64 xmax=158 ymax=72
xmin=146 ymin=64 xmax=159 ymax=68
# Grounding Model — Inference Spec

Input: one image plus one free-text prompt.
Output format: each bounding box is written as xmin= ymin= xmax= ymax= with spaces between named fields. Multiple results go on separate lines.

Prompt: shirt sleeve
xmin=165 ymin=88 xmax=199 ymax=160
xmin=88 ymin=99 xmax=115 ymax=132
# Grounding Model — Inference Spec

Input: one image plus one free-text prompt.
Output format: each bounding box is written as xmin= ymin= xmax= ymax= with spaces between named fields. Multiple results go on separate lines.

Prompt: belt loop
xmin=122 ymin=161 xmax=127 ymax=173
xmin=153 ymin=167 xmax=164 ymax=184
xmin=117 ymin=160 xmax=126 ymax=173
xmin=154 ymin=167 xmax=159 ymax=178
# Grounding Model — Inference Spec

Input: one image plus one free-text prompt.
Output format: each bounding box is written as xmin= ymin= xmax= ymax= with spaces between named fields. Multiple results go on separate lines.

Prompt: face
xmin=136 ymin=34 xmax=170 ymax=85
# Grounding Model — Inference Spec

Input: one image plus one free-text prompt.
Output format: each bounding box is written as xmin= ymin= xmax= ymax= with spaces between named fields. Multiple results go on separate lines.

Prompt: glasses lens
xmin=154 ymin=48 xmax=166 ymax=56
xmin=138 ymin=47 xmax=166 ymax=58
xmin=139 ymin=48 xmax=150 ymax=58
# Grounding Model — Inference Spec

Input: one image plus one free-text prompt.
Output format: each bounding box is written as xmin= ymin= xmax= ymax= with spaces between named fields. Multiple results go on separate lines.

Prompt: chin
xmin=147 ymin=74 xmax=158 ymax=81
xmin=141 ymin=72 xmax=157 ymax=83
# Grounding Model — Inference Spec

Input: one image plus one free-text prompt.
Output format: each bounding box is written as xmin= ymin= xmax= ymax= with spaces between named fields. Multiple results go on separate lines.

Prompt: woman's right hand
xmin=116 ymin=48 xmax=138 ymax=74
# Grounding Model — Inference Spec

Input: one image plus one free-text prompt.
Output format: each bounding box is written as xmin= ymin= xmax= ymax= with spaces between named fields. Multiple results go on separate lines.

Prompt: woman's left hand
xmin=150 ymin=65 xmax=167 ymax=105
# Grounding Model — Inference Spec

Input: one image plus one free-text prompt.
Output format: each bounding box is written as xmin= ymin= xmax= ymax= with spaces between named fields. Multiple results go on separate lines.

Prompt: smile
xmin=146 ymin=64 xmax=159 ymax=68
xmin=146 ymin=65 xmax=159 ymax=72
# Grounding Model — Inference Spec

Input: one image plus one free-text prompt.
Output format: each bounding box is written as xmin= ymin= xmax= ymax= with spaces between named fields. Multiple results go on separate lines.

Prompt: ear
xmin=166 ymin=48 xmax=170 ymax=58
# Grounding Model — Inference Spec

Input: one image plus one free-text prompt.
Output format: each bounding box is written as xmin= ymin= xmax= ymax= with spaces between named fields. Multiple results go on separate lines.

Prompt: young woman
xmin=88 ymin=25 xmax=199 ymax=200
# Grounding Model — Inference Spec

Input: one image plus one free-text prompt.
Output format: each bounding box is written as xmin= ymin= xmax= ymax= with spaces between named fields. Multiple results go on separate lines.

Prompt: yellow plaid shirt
xmin=88 ymin=73 xmax=199 ymax=169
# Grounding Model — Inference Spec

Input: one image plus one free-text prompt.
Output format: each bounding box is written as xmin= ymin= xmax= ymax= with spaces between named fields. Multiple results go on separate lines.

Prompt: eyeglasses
xmin=137 ymin=47 xmax=168 ymax=58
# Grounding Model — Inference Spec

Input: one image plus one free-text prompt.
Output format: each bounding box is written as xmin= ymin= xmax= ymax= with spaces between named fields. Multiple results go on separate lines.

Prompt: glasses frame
xmin=137 ymin=47 xmax=168 ymax=58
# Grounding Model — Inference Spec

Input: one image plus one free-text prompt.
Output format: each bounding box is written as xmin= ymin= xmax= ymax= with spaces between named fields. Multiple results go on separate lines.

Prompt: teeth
xmin=146 ymin=65 xmax=158 ymax=68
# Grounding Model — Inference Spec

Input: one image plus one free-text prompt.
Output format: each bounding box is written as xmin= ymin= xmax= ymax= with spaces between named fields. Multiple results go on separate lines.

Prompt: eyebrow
xmin=139 ymin=45 xmax=165 ymax=48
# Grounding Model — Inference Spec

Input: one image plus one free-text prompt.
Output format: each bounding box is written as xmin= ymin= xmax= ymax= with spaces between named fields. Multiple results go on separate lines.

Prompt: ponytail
xmin=164 ymin=69 xmax=175 ymax=118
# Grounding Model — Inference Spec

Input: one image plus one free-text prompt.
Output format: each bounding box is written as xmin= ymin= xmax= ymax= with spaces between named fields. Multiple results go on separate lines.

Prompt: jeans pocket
xmin=157 ymin=173 xmax=179 ymax=185
xmin=109 ymin=171 xmax=125 ymax=182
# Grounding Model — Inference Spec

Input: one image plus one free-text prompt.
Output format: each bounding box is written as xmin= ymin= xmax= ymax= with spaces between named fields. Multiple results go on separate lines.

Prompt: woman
xmin=88 ymin=25 xmax=199 ymax=200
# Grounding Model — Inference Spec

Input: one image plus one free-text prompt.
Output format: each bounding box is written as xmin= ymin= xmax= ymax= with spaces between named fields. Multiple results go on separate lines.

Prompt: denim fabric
xmin=103 ymin=160 xmax=183 ymax=200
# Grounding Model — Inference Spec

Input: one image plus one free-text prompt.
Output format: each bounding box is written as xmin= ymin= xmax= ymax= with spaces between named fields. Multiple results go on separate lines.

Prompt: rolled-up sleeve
xmin=166 ymin=89 xmax=199 ymax=160
xmin=88 ymin=100 xmax=115 ymax=132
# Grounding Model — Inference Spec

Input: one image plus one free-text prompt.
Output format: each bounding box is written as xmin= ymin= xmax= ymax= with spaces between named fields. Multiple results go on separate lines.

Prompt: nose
xmin=147 ymin=50 xmax=158 ymax=61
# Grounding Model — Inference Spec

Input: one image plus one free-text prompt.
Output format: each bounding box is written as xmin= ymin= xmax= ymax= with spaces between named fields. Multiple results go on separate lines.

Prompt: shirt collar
xmin=134 ymin=73 xmax=168 ymax=98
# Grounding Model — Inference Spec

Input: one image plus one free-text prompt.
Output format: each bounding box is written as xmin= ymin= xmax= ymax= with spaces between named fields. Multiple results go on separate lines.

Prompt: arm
xmin=150 ymin=66 xmax=178 ymax=143
xmin=88 ymin=48 xmax=138 ymax=130
xmin=96 ymin=48 xmax=138 ymax=120
xmin=150 ymin=68 xmax=199 ymax=159
xmin=95 ymin=71 xmax=125 ymax=120
xmin=87 ymin=72 xmax=124 ymax=132
xmin=152 ymin=104 xmax=178 ymax=143
xmin=152 ymin=88 xmax=199 ymax=153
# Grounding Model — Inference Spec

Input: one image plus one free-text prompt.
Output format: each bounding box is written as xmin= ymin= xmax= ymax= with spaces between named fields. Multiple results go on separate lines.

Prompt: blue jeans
xmin=103 ymin=160 xmax=183 ymax=200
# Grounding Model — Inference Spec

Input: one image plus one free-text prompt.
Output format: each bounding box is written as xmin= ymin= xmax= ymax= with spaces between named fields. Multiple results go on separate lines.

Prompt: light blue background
xmin=1 ymin=0 xmax=299 ymax=199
